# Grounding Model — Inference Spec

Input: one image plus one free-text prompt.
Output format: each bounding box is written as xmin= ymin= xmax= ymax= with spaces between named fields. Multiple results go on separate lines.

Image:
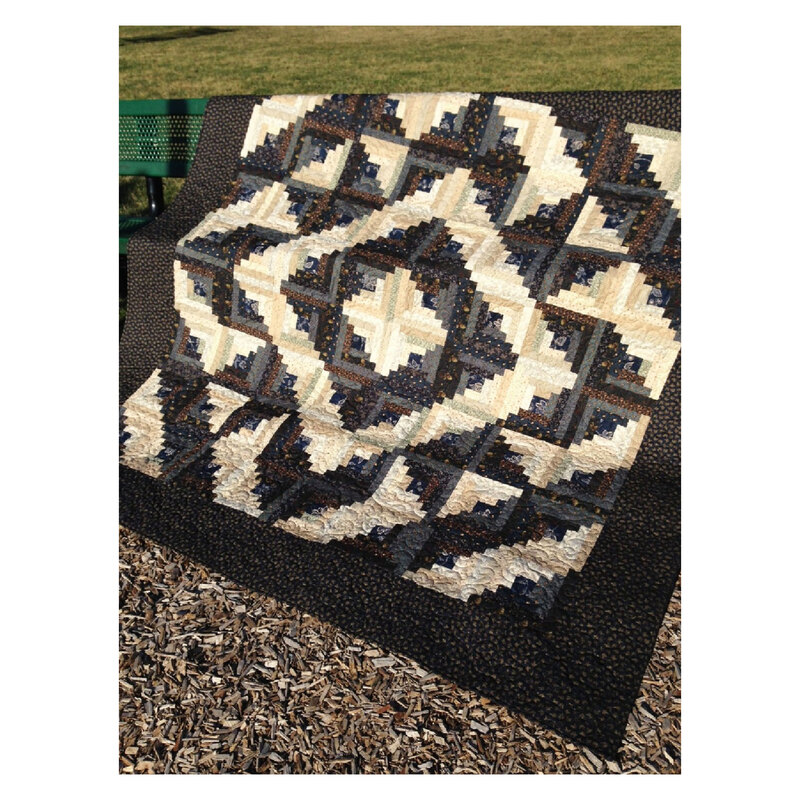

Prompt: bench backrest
xmin=119 ymin=99 xmax=208 ymax=178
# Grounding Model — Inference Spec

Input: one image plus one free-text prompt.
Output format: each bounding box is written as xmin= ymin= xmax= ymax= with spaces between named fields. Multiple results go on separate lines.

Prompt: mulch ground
xmin=119 ymin=526 xmax=680 ymax=774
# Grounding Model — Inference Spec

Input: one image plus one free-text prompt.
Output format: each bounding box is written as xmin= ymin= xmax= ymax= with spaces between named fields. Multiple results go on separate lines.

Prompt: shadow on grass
xmin=120 ymin=26 xmax=235 ymax=46
xmin=119 ymin=177 xmax=141 ymax=212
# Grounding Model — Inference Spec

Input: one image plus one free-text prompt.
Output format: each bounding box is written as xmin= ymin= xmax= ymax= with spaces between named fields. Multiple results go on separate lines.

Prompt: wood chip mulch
xmin=119 ymin=526 xmax=680 ymax=774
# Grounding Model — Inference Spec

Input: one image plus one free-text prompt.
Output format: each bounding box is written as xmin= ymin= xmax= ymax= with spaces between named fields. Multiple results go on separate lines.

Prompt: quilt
xmin=119 ymin=92 xmax=681 ymax=757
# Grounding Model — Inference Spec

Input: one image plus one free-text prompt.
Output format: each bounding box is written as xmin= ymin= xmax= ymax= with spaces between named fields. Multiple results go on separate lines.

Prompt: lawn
xmin=119 ymin=25 xmax=680 ymax=219
xmin=119 ymin=26 xmax=680 ymax=98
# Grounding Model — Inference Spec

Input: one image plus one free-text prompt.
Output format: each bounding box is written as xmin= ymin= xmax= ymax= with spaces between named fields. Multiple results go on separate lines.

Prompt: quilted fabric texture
xmin=119 ymin=93 xmax=681 ymax=756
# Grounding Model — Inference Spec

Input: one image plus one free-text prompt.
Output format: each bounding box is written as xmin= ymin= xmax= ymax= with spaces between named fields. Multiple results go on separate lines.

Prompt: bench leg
xmin=146 ymin=176 xmax=165 ymax=217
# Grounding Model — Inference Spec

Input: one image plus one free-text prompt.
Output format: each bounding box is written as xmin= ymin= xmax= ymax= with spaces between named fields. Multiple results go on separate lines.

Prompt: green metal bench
xmin=119 ymin=98 xmax=208 ymax=254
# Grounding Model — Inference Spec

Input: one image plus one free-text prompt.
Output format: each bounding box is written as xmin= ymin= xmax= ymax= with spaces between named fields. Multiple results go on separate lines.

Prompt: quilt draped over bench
xmin=119 ymin=92 xmax=681 ymax=757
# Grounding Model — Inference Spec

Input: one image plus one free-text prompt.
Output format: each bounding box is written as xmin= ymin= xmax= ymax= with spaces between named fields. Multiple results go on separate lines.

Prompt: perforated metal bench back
xmin=119 ymin=99 xmax=208 ymax=178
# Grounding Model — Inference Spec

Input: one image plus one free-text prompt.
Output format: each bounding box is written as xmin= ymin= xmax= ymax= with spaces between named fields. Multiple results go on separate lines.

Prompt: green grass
xmin=120 ymin=26 xmax=680 ymax=98
xmin=119 ymin=26 xmax=679 ymax=217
